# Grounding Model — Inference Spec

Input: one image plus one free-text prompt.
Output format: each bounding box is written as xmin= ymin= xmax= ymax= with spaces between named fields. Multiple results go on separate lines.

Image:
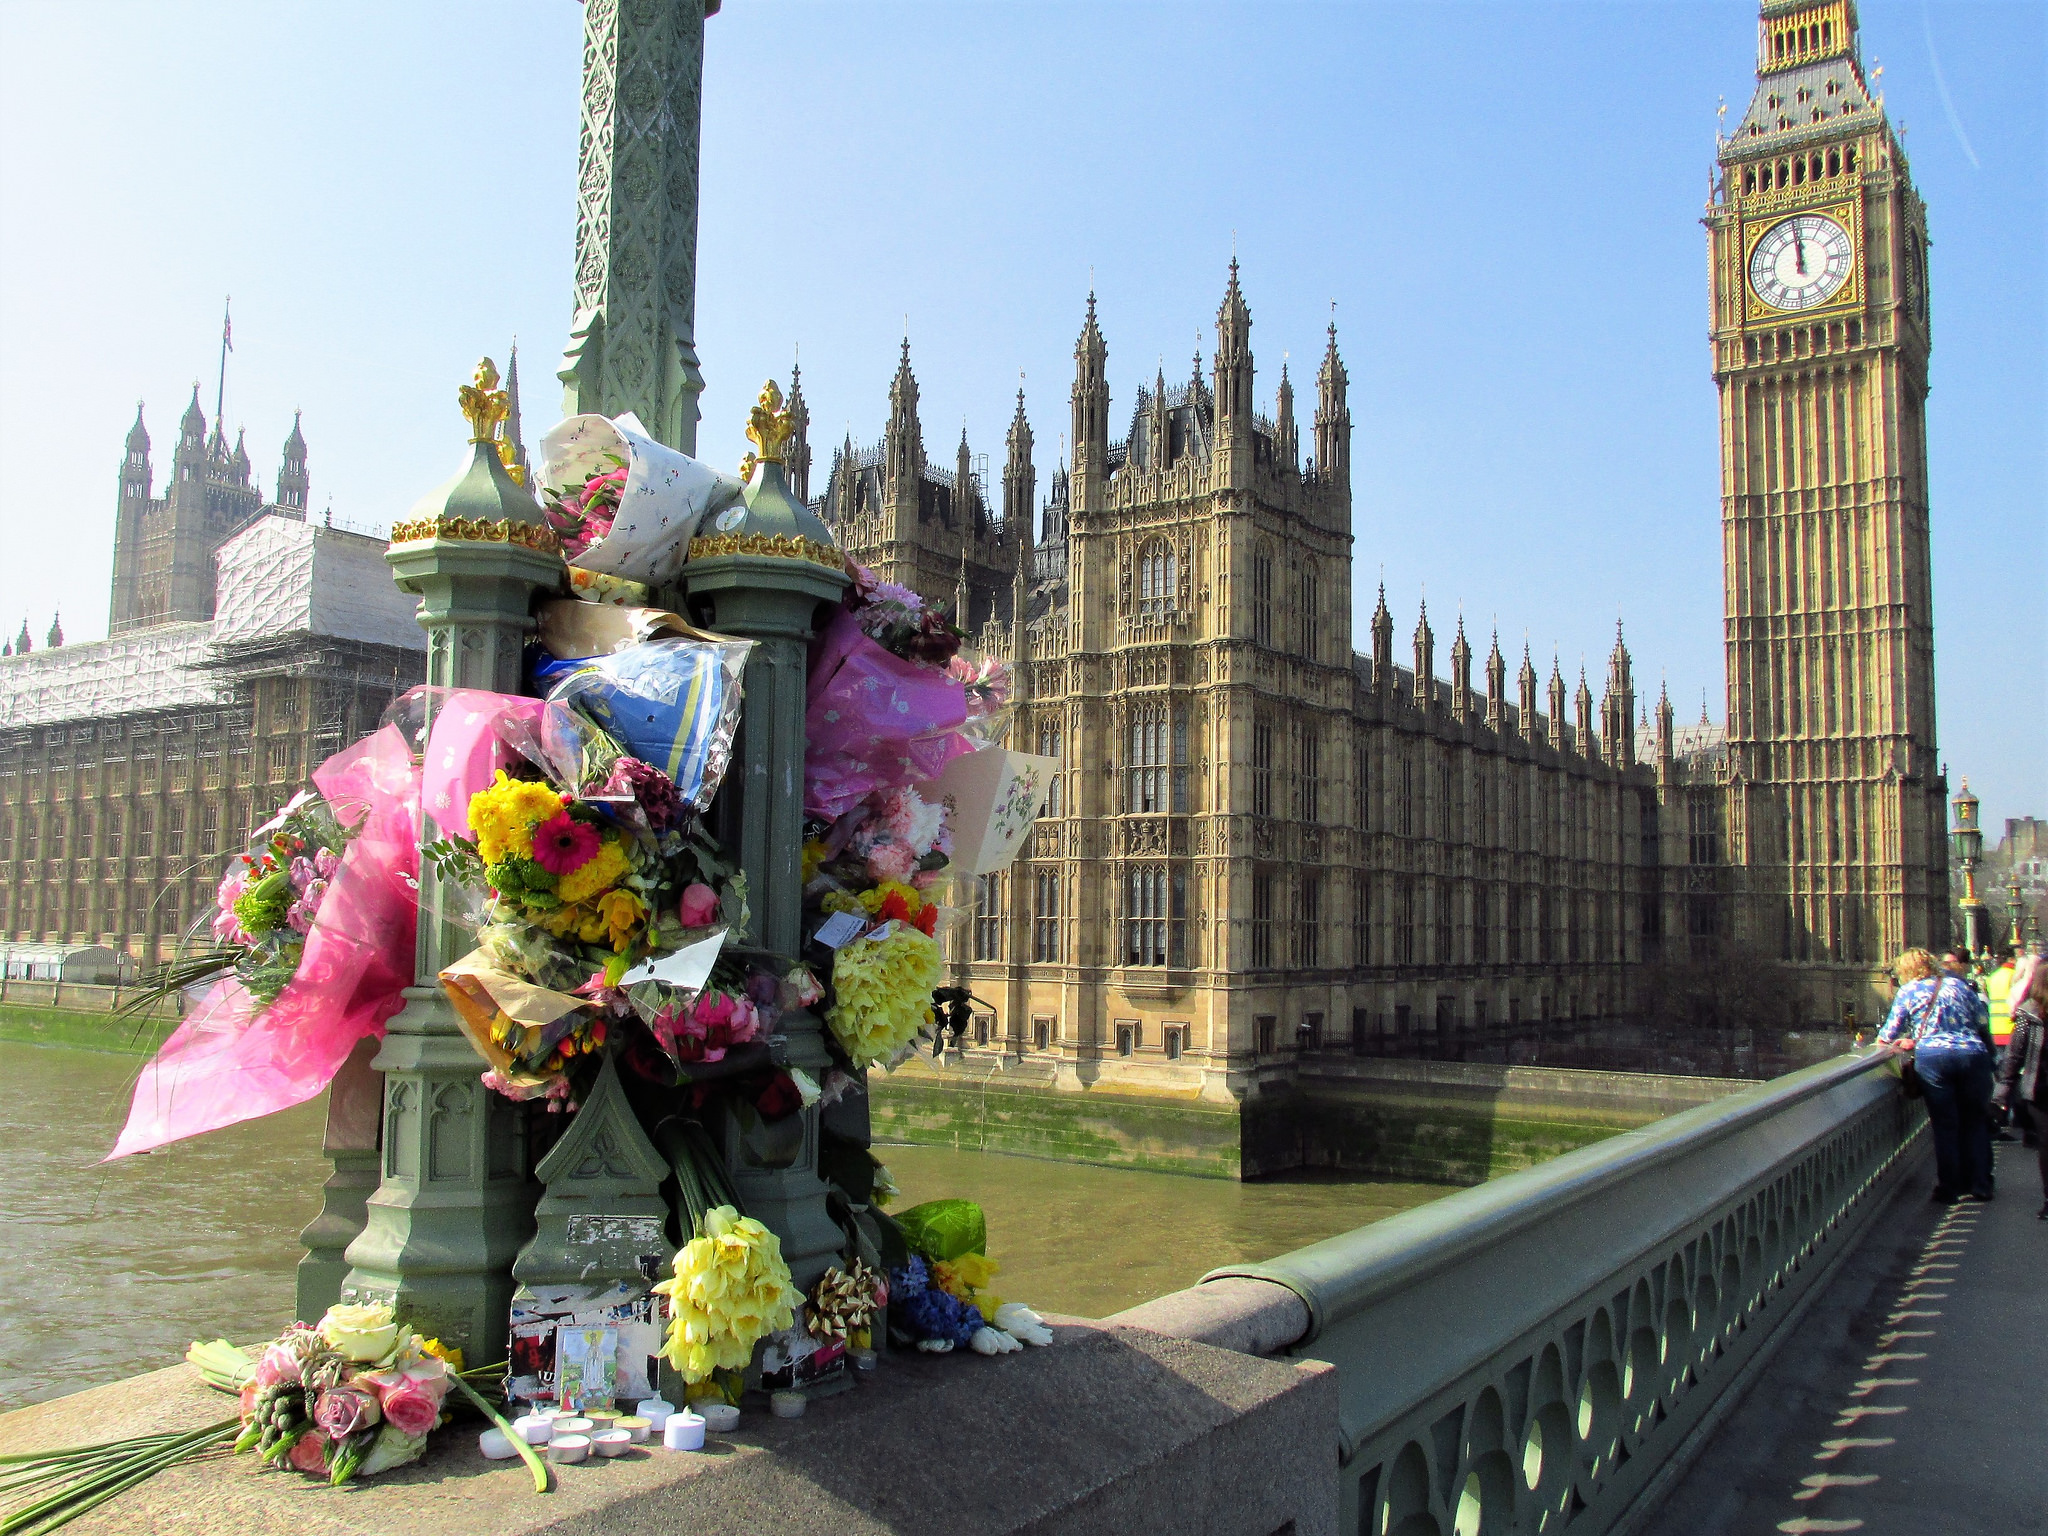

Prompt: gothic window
xmin=1137 ymin=539 xmax=1175 ymax=619
xmin=1435 ymin=881 xmax=1454 ymax=966
xmin=1293 ymin=873 xmax=1321 ymax=969
xmin=1356 ymin=744 xmax=1371 ymax=831
xmin=1509 ymin=887 xmax=1526 ymax=963
xmin=1032 ymin=869 xmax=1060 ymax=963
xmin=1352 ymin=871 xmax=1371 ymax=967
xmin=1171 ymin=712 xmax=1188 ymax=812
xmin=77 ymin=812 xmax=93 ymax=856
xmin=1395 ymin=877 xmax=1417 ymax=966
xmin=1037 ymin=722 xmax=1063 ymax=817
xmin=104 ymin=811 xmax=122 ymax=858
xmin=1034 ymin=1016 xmax=1054 ymax=1052
xmin=1126 ymin=865 xmax=1172 ymax=967
xmin=973 ymin=873 xmax=1004 ymax=961
xmin=1399 ymin=753 xmax=1415 ymax=837
xmin=49 ymin=818 xmax=65 ymax=859
xmin=1251 ymin=547 xmax=1274 ymax=646
xmin=1437 ymin=759 xmax=1453 ymax=841
xmin=1251 ymin=717 xmax=1273 ymax=819
xmin=135 ymin=808 xmax=154 ymax=856
xmin=1296 ymin=569 xmax=1320 ymax=661
xmin=1128 ymin=706 xmax=1169 ymax=814
xmin=1250 ymin=871 xmax=1275 ymax=969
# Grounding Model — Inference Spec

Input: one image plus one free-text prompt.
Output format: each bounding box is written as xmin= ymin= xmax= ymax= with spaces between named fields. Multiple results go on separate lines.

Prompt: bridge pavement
xmin=1640 ymin=1141 xmax=2047 ymax=1536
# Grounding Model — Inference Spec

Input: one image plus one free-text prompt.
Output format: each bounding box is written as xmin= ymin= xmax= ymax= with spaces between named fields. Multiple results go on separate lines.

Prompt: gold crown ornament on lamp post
xmin=690 ymin=380 xmax=840 ymax=570
xmin=389 ymin=360 xmax=554 ymax=551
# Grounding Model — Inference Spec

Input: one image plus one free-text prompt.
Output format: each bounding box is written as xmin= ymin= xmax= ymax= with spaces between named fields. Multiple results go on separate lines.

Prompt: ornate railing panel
xmin=1196 ymin=1050 xmax=1922 ymax=1535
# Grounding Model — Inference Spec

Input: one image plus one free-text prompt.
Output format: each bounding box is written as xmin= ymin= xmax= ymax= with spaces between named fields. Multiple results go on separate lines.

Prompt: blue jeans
xmin=1916 ymin=1046 xmax=1994 ymax=1198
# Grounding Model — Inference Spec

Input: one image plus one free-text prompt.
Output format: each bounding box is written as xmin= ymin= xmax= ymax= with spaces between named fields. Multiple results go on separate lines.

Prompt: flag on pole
xmin=223 ymin=297 xmax=233 ymax=352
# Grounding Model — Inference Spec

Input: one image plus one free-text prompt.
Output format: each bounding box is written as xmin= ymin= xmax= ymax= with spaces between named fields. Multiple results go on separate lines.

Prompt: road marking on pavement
xmin=1794 ymin=1473 xmax=1881 ymax=1500
xmin=1884 ymin=1309 xmax=1941 ymax=1323
xmin=1831 ymin=1404 xmax=1909 ymax=1425
xmin=1775 ymin=1518 xmax=1865 ymax=1533
xmin=1847 ymin=1377 xmax=1919 ymax=1397
xmin=1859 ymin=1352 xmax=1927 ymax=1368
xmin=1875 ymin=1329 xmax=1934 ymax=1347
xmin=1812 ymin=1438 xmax=1895 ymax=1460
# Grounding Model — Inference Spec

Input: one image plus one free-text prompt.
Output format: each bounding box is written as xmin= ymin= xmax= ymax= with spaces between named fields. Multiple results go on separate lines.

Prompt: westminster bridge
xmin=7 ymin=1042 xmax=2041 ymax=1534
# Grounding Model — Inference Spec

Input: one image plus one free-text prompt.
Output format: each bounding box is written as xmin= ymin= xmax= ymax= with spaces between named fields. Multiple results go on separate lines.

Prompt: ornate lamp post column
xmin=683 ymin=382 xmax=848 ymax=1294
xmin=1951 ymin=779 xmax=1988 ymax=958
xmin=2008 ymin=878 xmax=2028 ymax=956
xmin=339 ymin=362 xmax=565 ymax=1364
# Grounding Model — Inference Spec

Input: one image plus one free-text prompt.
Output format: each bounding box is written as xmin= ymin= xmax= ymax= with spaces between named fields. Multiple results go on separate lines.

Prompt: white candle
xmin=511 ymin=1413 xmax=554 ymax=1445
xmin=698 ymin=1402 xmax=740 ymax=1433
xmin=770 ymin=1391 xmax=806 ymax=1420
xmin=478 ymin=1428 xmax=517 ymax=1459
xmin=662 ymin=1411 xmax=706 ymax=1451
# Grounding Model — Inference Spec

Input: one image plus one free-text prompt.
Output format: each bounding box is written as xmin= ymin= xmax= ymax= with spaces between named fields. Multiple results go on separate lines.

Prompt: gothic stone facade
xmin=817 ymin=269 xmax=1731 ymax=1104
xmin=0 ymin=394 xmax=424 ymax=963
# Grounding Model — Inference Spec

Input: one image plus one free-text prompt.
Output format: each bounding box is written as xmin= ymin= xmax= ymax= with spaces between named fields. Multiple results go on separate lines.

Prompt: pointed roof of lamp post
xmin=689 ymin=378 xmax=843 ymax=573
xmin=390 ymin=358 xmax=554 ymax=547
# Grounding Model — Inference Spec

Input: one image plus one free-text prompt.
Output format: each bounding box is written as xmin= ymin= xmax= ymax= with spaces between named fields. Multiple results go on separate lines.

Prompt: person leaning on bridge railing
xmin=1880 ymin=948 xmax=1997 ymax=1205
xmin=1990 ymin=953 xmax=2047 ymax=1220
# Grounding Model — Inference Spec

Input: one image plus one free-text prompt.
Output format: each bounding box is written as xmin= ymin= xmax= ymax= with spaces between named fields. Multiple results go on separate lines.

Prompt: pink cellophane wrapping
xmin=804 ymin=606 xmax=976 ymax=820
xmin=107 ymin=726 xmax=422 ymax=1160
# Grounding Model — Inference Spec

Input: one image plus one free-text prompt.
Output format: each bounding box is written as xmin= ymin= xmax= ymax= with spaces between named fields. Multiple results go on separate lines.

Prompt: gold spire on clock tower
xmin=1707 ymin=0 xmax=1946 ymax=993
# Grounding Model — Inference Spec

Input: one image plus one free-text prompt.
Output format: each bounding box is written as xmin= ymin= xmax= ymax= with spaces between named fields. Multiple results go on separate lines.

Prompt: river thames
xmin=0 ymin=1040 xmax=1449 ymax=1409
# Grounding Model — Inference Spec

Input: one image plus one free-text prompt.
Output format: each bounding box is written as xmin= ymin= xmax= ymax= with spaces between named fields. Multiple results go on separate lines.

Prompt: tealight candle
xmin=770 ymin=1391 xmax=806 ymax=1420
xmin=615 ymin=1416 xmax=651 ymax=1443
xmin=552 ymin=1417 xmax=594 ymax=1438
xmin=697 ymin=1402 xmax=740 ymax=1434
xmin=592 ymin=1428 xmax=633 ymax=1458
xmin=636 ymin=1396 xmax=675 ymax=1432
xmin=511 ymin=1413 xmax=554 ymax=1445
xmin=662 ymin=1411 xmax=706 ymax=1451
xmin=851 ymin=1348 xmax=878 ymax=1372
xmin=582 ymin=1411 xmax=618 ymax=1432
xmin=547 ymin=1434 xmax=591 ymax=1465
xmin=478 ymin=1428 xmax=517 ymax=1460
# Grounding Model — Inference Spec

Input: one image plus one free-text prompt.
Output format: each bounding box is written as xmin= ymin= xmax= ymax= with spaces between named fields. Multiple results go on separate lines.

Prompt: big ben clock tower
xmin=1708 ymin=0 xmax=1947 ymax=1005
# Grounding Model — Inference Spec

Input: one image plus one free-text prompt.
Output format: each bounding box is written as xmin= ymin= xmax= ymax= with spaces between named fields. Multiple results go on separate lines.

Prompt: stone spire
xmin=176 ymin=384 xmax=206 ymax=463
xmin=1005 ymin=386 xmax=1034 ymax=687
xmin=1450 ymin=615 xmax=1473 ymax=721
xmin=1411 ymin=600 xmax=1435 ymax=712
xmin=1313 ymin=317 xmax=1350 ymax=499
xmin=45 ymin=613 xmax=62 ymax=650
xmin=1274 ymin=359 xmax=1298 ymax=471
xmin=1517 ymin=642 xmax=1539 ymax=733
xmin=1371 ymin=583 xmax=1394 ymax=696
xmin=557 ymin=0 xmax=712 ymax=450
xmin=276 ymin=411 xmax=309 ymax=511
xmin=786 ymin=356 xmax=812 ymax=503
xmin=955 ymin=423 xmax=974 ymax=533
xmin=1471 ymin=629 xmax=1500 ymax=737
xmin=954 ymin=544 xmax=971 ymax=631
xmin=885 ymin=336 xmax=925 ymax=534
xmin=12 ymin=618 xmax=29 ymax=655
xmin=1602 ymin=620 xmax=1636 ymax=767
xmin=1574 ymin=665 xmax=1596 ymax=757
xmin=1656 ymin=677 xmax=1676 ymax=764
xmin=229 ymin=428 xmax=252 ymax=484
xmin=1071 ymin=292 xmax=1109 ymax=510
xmin=501 ymin=345 xmax=529 ymax=482
xmin=1211 ymin=259 xmax=1254 ymax=489
xmin=1547 ymin=654 xmax=1568 ymax=750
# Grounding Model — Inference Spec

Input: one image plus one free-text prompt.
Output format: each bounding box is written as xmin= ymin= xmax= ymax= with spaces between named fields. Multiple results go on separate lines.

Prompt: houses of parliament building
xmin=808 ymin=0 xmax=1948 ymax=1103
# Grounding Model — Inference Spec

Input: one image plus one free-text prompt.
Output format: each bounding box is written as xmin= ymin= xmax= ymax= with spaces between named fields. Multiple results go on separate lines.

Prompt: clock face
xmin=1749 ymin=214 xmax=1856 ymax=312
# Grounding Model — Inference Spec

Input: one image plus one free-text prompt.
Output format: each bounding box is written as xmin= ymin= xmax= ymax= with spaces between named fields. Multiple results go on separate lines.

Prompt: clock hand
xmin=1793 ymin=225 xmax=1808 ymax=276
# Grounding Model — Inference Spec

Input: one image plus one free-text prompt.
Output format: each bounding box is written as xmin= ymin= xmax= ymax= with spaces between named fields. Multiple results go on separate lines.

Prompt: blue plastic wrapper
xmin=543 ymin=636 xmax=752 ymax=811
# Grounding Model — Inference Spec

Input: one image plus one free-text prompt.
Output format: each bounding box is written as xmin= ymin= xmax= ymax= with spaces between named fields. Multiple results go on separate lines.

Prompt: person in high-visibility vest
xmin=1986 ymin=953 xmax=2017 ymax=1049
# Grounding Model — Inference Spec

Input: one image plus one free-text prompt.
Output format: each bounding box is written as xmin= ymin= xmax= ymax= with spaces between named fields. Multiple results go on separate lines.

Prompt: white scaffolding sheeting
xmin=0 ymin=624 xmax=220 ymax=729
xmin=212 ymin=517 xmax=424 ymax=654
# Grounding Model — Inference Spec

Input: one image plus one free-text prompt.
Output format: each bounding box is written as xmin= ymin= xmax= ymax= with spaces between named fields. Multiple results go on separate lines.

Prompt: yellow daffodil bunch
xmin=823 ymin=924 xmax=945 ymax=1067
xmin=653 ymin=1205 xmax=797 ymax=1384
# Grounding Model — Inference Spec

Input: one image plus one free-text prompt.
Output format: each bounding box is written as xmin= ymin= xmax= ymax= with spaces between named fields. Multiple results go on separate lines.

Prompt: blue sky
xmin=0 ymin=0 xmax=2039 ymax=832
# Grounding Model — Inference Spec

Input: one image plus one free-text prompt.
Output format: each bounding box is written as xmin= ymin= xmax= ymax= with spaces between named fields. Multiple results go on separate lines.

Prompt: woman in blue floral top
xmin=1880 ymin=947 xmax=1995 ymax=1203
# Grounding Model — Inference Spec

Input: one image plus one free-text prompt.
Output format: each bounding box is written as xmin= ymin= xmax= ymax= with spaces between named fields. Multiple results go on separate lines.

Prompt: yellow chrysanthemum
xmin=466 ymin=772 xmax=564 ymax=865
xmin=854 ymin=880 xmax=923 ymax=917
xmin=800 ymin=839 xmax=828 ymax=885
xmin=819 ymin=889 xmax=864 ymax=918
xmin=652 ymin=1205 xmax=796 ymax=1385
xmin=557 ymin=837 xmax=630 ymax=905
xmin=823 ymin=926 xmax=945 ymax=1068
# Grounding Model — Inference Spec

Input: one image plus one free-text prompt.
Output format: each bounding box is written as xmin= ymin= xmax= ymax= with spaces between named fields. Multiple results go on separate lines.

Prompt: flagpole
xmin=214 ymin=296 xmax=232 ymax=432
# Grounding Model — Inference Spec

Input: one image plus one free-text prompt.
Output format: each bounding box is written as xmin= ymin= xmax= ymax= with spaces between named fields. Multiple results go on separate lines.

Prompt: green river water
xmin=0 ymin=1040 xmax=1449 ymax=1411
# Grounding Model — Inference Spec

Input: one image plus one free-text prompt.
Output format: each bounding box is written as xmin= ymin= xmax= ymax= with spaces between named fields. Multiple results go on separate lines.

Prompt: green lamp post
xmin=682 ymin=380 xmax=849 ymax=1295
xmin=338 ymin=360 xmax=566 ymax=1364
xmin=1950 ymin=779 xmax=1989 ymax=958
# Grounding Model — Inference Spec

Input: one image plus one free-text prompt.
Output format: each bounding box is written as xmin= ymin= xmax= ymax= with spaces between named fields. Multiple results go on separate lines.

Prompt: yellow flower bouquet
xmin=652 ymin=1205 xmax=797 ymax=1386
xmin=823 ymin=923 xmax=946 ymax=1068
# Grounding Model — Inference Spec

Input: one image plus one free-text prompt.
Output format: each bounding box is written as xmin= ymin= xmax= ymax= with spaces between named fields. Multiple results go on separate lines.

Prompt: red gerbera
xmin=532 ymin=811 xmax=601 ymax=874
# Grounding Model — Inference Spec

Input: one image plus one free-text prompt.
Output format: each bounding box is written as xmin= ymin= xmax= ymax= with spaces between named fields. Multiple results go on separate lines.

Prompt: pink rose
xmin=373 ymin=1371 xmax=448 ymax=1438
xmin=254 ymin=1343 xmax=304 ymax=1388
xmin=312 ymin=1383 xmax=380 ymax=1441
xmin=678 ymin=882 xmax=719 ymax=927
xmin=867 ymin=841 xmax=916 ymax=884
xmin=692 ymin=989 xmax=735 ymax=1029
xmin=287 ymin=1432 xmax=329 ymax=1476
